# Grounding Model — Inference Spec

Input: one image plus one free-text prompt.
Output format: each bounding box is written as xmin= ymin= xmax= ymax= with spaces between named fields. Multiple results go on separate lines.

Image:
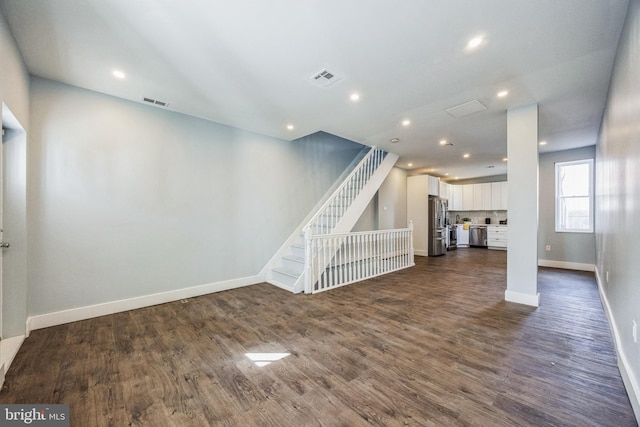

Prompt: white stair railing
xmin=304 ymin=223 xmax=414 ymax=294
xmin=304 ymin=148 xmax=386 ymax=235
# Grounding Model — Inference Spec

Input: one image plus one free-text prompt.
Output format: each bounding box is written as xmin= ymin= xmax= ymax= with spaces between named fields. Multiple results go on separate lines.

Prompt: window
xmin=555 ymin=159 xmax=594 ymax=233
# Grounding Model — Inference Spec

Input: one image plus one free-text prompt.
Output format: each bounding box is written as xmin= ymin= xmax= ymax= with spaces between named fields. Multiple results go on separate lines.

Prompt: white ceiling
xmin=0 ymin=0 xmax=629 ymax=180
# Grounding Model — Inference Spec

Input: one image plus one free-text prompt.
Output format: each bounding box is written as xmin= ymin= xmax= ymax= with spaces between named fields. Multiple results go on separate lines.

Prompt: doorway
xmin=0 ymin=103 xmax=28 ymax=383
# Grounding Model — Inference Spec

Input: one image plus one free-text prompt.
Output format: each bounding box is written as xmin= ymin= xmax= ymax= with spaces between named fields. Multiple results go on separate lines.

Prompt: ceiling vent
xmin=309 ymin=68 xmax=342 ymax=88
xmin=445 ymin=100 xmax=486 ymax=118
xmin=141 ymin=97 xmax=170 ymax=108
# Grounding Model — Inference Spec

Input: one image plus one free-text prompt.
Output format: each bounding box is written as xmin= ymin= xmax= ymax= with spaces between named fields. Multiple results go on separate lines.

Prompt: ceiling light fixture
xmin=445 ymin=173 xmax=450 ymax=176
xmin=408 ymin=163 xmax=413 ymax=167
xmin=390 ymin=138 xmax=400 ymax=144
xmin=466 ymin=36 xmax=484 ymax=50
xmin=402 ymin=119 xmax=411 ymax=126
xmin=497 ymin=90 xmax=508 ymax=97
xmin=439 ymin=139 xmax=448 ymax=146
xmin=463 ymin=153 xmax=470 ymax=158
xmin=113 ymin=70 xmax=126 ymax=79
xmin=350 ymin=93 xmax=360 ymax=102
xmin=539 ymin=140 xmax=547 ymax=146
xmin=286 ymin=124 xmax=294 ymax=131
xmin=502 ymin=157 xmax=508 ymax=162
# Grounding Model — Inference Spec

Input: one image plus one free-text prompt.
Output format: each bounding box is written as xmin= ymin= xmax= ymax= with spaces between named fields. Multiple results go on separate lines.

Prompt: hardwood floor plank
xmin=0 ymin=249 xmax=636 ymax=426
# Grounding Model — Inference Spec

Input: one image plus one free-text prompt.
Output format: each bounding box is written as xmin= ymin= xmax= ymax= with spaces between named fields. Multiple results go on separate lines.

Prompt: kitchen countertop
xmin=455 ymin=223 xmax=508 ymax=227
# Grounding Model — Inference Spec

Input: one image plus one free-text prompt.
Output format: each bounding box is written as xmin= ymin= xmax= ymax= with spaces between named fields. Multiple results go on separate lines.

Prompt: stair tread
xmin=272 ymin=267 xmax=301 ymax=278
xmin=283 ymin=255 xmax=305 ymax=263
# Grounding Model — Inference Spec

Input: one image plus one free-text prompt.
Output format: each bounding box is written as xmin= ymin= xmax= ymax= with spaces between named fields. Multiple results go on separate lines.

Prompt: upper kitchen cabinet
xmin=473 ymin=183 xmax=492 ymax=210
xmin=491 ymin=181 xmax=508 ymax=210
xmin=449 ymin=181 xmax=507 ymax=211
xmin=439 ymin=181 xmax=451 ymax=200
xmin=451 ymin=185 xmax=463 ymax=210
xmin=462 ymin=185 xmax=474 ymax=210
xmin=428 ymin=175 xmax=440 ymax=196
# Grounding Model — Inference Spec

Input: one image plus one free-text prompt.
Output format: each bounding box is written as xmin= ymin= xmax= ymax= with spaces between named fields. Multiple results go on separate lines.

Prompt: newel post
xmin=304 ymin=227 xmax=312 ymax=294
xmin=409 ymin=220 xmax=415 ymax=261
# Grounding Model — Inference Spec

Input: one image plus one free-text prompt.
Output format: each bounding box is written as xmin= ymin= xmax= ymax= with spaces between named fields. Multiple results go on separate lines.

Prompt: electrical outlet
xmin=633 ymin=320 xmax=637 ymax=344
xmin=545 ymin=245 xmax=551 ymax=252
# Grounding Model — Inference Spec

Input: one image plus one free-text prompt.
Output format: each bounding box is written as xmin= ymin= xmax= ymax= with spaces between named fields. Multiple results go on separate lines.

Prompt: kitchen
xmin=407 ymin=174 xmax=508 ymax=256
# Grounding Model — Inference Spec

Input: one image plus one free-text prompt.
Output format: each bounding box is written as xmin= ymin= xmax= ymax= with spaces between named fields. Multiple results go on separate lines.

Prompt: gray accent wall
xmin=596 ymin=0 xmax=640 ymax=417
xmin=27 ymin=77 xmax=364 ymax=316
xmin=538 ymin=146 xmax=596 ymax=265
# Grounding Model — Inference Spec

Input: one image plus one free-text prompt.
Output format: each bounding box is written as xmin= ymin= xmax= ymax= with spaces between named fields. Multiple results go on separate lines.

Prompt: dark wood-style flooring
xmin=1 ymin=249 xmax=637 ymax=426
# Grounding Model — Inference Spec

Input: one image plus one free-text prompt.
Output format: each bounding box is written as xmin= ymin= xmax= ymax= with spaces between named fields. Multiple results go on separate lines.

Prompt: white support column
xmin=505 ymin=104 xmax=540 ymax=307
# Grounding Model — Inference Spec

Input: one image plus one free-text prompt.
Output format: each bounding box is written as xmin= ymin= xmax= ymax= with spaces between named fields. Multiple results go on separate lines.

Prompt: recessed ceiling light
xmin=350 ymin=93 xmax=360 ymax=102
xmin=390 ymin=138 xmax=400 ymax=144
xmin=113 ymin=70 xmax=126 ymax=79
xmin=539 ymin=140 xmax=547 ymax=146
xmin=463 ymin=153 xmax=470 ymax=158
xmin=286 ymin=124 xmax=294 ymax=131
xmin=402 ymin=119 xmax=411 ymax=126
xmin=502 ymin=157 xmax=508 ymax=162
xmin=466 ymin=36 xmax=484 ymax=50
xmin=445 ymin=173 xmax=450 ymax=176
xmin=497 ymin=90 xmax=508 ymax=97
xmin=408 ymin=163 xmax=413 ymax=167
xmin=455 ymin=177 xmax=459 ymax=180
xmin=439 ymin=139 xmax=448 ymax=146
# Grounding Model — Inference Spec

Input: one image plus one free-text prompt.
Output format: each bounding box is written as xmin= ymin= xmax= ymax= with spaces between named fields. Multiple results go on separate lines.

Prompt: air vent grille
xmin=309 ymin=68 xmax=342 ymax=88
xmin=445 ymin=100 xmax=486 ymax=118
xmin=141 ymin=97 xmax=169 ymax=108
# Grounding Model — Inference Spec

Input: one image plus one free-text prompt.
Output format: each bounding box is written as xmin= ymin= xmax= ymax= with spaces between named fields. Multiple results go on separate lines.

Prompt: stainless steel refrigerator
xmin=428 ymin=196 xmax=447 ymax=256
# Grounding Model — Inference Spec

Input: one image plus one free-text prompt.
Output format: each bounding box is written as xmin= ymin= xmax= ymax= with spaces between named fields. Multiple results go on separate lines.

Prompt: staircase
xmin=264 ymin=147 xmax=399 ymax=293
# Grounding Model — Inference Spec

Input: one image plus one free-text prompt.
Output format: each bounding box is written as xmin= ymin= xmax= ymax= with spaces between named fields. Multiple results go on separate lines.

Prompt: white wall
xmin=0 ymin=8 xmax=29 ymax=338
xmin=27 ymin=77 xmax=364 ymax=317
xmin=596 ymin=0 xmax=640 ymax=418
xmin=538 ymin=146 xmax=596 ymax=266
xmin=0 ymin=8 xmax=29 ymax=125
xmin=351 ymin=166 xmax=407 ymax=232
xmin=378 ymin=167 xmax=407 ymax=230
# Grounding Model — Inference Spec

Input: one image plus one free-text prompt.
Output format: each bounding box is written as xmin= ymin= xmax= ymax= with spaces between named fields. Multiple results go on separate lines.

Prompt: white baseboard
xmin=538 ymin=259 xmax=595 ymax=272
xmin=504 ymin=289 xmax=540 ymax=307
xmin=26 ymin=275 xmax=263 ymax=333
xmin=0 ymin=335 xmax=25 ymax=388
xmin=594 ymin=267 xmax=640 ymax=422
xmin=414 ymin=250 xmax=428 ymax=257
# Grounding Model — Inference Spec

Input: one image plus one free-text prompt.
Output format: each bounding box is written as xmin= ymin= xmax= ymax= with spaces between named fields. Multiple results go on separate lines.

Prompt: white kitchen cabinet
xmin=473 ymin=183 xmax=492 ymax=210
xmin=462 ymin=185 xmax=474 ymax=210
xmin=487 ymin=225 xmax=507 ymax=249
xmin=439 ymin=181 xmax=451 ymax=200
xmin=457 ymin=224 xmax=469 ymax=246
xmin=428 ymin=175 xmax=440 ymax=196
xmin=491 ymin=181 xmax=508 ymax=210
xmin=451 ymin=185 xmax=463 ymax=210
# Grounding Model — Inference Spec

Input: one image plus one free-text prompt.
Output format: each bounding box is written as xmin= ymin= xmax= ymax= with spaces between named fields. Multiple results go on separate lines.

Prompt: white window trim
xmin=555 ymin=158 xmax=594 ymax=233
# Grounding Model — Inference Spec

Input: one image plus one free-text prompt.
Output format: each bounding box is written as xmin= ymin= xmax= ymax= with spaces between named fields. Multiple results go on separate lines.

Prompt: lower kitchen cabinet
xmin=487 ymin=226 xmax=507 ymax=249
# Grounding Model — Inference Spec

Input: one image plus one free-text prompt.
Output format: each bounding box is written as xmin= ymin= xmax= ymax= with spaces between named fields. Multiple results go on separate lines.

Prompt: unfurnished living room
xmin=0 ymin=1 xmax=639 ymax=426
